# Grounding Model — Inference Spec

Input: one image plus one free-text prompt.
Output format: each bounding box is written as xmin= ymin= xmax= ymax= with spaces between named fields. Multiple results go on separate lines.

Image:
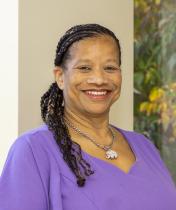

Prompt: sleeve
xmin=0 ymin=136 xmax=48 ymax=210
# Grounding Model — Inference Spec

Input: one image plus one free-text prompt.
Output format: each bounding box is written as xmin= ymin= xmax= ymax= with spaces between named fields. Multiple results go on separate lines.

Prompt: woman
xmin=0 ymin=24 xmax=176 ymax=210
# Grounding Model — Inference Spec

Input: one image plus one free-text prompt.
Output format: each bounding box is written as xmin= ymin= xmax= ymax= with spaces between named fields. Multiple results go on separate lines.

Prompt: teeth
xmin=86 ymin=91 xmax=107 ymax=96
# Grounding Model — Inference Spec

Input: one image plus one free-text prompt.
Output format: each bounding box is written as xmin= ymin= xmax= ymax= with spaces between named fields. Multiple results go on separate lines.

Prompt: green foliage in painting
xmin=134 ymin=0 xmax=176 ymax=181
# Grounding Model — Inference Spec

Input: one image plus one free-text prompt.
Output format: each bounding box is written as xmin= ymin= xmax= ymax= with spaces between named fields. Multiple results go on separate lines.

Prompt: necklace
xmin=64 ymin=118 xmax=119 ymax=160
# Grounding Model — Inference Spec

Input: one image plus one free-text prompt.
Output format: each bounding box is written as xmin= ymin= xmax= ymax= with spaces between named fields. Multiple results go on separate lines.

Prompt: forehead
xmin=68 ymin=35 xmax=119 ymax=59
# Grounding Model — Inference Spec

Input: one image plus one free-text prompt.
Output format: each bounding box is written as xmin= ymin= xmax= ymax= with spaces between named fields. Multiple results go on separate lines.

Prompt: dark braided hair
xmin=40 ymin=24 xmax=121 ymax=187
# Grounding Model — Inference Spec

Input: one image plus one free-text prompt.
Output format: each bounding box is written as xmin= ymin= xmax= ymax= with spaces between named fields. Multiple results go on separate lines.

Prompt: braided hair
xmin=40 ymin=24 xmax=121 ymax=187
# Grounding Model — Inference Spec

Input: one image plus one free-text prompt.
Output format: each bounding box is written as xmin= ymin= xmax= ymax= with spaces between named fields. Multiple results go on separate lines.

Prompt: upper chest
xmin=73 ymin=131 xmax=137 ymax=174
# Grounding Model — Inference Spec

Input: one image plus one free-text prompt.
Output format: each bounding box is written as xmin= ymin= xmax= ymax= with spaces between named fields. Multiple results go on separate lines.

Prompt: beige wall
xmin=19 ymin=0 xmax=134 ymax=134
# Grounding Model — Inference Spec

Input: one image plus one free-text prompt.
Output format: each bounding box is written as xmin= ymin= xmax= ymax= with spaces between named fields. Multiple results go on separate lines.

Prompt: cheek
xmin=63 ymin=72 xmax=74 ymax=89
xmin=65 ymin=73 xmax=86 ymax=91
xmin=117 ymin=72 xmax=122 ymax=83
xmin=111 ymin=73 xmax=122 ymax=87
xmin=118 ymin=76 xmax=122 ymax=86
xmin=63 ymin=76 xmax=81 ymax=99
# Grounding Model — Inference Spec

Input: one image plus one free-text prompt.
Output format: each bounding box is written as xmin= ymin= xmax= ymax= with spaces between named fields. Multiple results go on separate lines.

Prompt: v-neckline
xmin=81 ymin=126 xmax=140 ymax=176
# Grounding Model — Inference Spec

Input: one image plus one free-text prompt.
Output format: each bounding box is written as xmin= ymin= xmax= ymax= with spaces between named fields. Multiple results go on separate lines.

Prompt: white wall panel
xmin=0 ymin=0 xmax=18 ymax=174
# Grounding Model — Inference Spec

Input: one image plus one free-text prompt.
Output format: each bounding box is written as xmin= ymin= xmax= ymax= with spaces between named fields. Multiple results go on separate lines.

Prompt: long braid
xmin=40 ymin=82 xmax=94 ymax=186
xmin=40 ymin=24 xmax=121 ymax=187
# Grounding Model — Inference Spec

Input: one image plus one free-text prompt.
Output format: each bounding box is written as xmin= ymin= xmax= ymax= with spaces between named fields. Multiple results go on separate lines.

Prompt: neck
xmin=64 ymin=107 xmax=110 ymax=138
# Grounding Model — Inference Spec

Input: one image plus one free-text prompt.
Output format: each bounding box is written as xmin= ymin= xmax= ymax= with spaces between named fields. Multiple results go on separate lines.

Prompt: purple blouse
xmin=0 ymin=124 xmax=176 ymax=210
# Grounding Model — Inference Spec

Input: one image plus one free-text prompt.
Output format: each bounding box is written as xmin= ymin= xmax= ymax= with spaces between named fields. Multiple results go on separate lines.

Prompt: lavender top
xmin=0 ymin=124 xmax=176 ymax=210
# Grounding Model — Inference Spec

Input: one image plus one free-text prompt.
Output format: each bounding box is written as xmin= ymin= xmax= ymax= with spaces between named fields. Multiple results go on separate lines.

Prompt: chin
xmin=83 ymin=106 xmax=110 ymax=116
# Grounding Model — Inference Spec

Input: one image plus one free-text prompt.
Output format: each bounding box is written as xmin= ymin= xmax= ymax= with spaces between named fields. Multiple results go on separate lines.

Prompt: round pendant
xmin=105 ymin=149 xmax=118 ymax=159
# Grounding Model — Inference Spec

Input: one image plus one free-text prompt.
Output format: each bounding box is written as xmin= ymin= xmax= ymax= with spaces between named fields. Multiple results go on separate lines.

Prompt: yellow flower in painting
xmin=139 ymin=102 xmax=152 ymax=113
xmin=149 ymin=88 xmax=165 ymax=102
xmin=140 ymin=102 xmax=159 ymax=115
xmin=146 ymin=103 xmax=154 ymax=115
xmin=139 ymin=102 xmax=149 ymax=112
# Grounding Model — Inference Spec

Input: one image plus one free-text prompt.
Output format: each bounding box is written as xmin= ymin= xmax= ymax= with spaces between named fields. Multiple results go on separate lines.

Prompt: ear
xmin=53 ymin=67 xmax=64 ymax=90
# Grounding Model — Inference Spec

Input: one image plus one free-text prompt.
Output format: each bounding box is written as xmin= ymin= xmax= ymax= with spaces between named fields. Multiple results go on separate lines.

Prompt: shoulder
xmin=13 ymin=123 xmax=57 ymax=154
xmin=0 ymin=124 xmax=51 ymax=209
xmin=112 ymin=125 xmax=162 ymax=162
xmin=115 ymin=127 xmax=175 ymax=183
xmin=114 ymin=126 xmax=157 ymax=150
xmin=7 ymin=124 xmax=62 ymax=173
xmin=17 ymin=123 xmax=53 ymax=144
xmin=1 ymin=123 xmax=64 ymax=183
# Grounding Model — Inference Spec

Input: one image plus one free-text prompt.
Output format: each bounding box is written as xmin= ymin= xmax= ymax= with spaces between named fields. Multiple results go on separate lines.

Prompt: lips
xmin=83 ymin=89 xmax=112 ymax=100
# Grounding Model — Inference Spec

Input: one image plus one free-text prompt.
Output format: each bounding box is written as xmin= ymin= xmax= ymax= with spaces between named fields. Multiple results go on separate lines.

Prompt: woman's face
xmin=55 ymin=35 xmax=122 ymax=117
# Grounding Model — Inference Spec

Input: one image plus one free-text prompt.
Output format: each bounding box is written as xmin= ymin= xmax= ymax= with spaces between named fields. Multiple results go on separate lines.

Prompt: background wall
xmin=19 ymin=0 xmax=134 ymax=134
xmin=0 ymin=0 xmax=18 ymax=175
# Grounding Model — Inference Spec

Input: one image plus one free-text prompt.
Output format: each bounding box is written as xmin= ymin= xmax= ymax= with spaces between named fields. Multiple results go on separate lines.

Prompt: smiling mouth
xmin=83 ymin=89 xmax=112 ymax=100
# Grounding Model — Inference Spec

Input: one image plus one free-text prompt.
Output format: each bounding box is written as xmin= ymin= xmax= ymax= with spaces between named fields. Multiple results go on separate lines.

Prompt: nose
xmin=86 ymin=70 xmax=108 ymax=85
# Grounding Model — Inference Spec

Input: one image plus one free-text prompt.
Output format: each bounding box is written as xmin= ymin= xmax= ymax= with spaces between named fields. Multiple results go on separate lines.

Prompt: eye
xmin=104 ymin=66 xmax=120 ymax=72
xmin=77 ymin=66 xmax=91 ymax=72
